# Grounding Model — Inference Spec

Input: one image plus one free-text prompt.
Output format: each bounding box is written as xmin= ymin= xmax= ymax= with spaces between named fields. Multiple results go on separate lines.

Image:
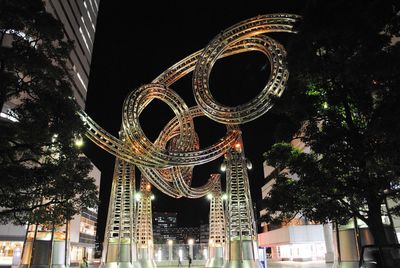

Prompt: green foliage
xmin=261 ymin=0 xmax=400 ymax=245
xmin=0 ymin=0 xmax=98 ymax=225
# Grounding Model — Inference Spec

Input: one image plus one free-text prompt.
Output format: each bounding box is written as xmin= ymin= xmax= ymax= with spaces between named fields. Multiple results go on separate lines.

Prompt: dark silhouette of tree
xmin=0 ymin=0 xmax=98 ymax=225
xmin=261 ymin=0 xmax=400 ymax=246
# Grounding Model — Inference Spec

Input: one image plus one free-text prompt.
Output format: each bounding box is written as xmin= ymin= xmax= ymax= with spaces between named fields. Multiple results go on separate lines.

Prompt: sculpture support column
xmin=100 ymin=141 xmax=139 ymax=268
xmin=135 ymin=177 xmax=156 ymax=268
xmin=168 ymin=241 xmax=173 ymax=261
xmin=206 ymin=176 xmax=226 ymax=268
xmin=223 ymin=137 xmax=262 ymax=268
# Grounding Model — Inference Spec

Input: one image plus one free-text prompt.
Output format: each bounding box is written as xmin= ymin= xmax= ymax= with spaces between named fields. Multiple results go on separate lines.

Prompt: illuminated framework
xmin=206 ymin=177 xmax=226 ymax=268
xmin=209 ymin=177 xmax=226 ymax=246
xmin=101 ymin=151 xmax=139 ymax=268
xmin=81 ymin=14 xmax=299 ymax=268
xmin=135 ymin=177 xmax=156 ymax=268
xmin=80 ymin=14 xmax=299 ymax=198
xmin=223 ymin=138 xmax=259 ymax=268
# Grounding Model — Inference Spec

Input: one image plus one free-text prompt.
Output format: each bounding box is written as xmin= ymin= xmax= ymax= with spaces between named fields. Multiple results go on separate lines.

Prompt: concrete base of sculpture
xmin=20 ymin=261 xmax=69 ymax=268
xmin=100 ymin=261 xmax=141 ymax=268
xmin=206 ymin=246 xmax=224 ymax=268
xmin=223 ymin=240 xmax=263 ymax=268
xmin=137 ymin=248 xmax=156 ymax=268
xmin=138 ymin=259 xmax=156 ymax=268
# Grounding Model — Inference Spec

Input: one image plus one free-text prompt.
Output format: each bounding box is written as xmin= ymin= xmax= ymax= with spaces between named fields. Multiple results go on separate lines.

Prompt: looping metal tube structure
xmin=80 ymin=14 xmax=300 ymax=198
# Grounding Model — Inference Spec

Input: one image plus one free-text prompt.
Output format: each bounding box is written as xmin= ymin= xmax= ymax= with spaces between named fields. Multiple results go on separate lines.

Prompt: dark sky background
xmin=83 ymin=1 xmax=308 ymax=242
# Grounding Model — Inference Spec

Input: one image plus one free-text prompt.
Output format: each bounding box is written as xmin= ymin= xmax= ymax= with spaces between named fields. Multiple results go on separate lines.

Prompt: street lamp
xmin=74 ymin=136 xmax=84 ymax=147
xmin=134 ymin=192 xmax=142 ymax=201
xmin=246 ymin=159 xmax=252 ymax=170
xmin=168 ymin=240 xmax=173 ymax=261
xmin=188 ymin=239 xmax=194 ymax=259
xmin=220 ymin=162 xmax=226 ymax=172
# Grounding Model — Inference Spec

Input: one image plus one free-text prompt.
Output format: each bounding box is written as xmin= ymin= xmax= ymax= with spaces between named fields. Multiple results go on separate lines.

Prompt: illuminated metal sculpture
xmin=135 ymin=177 xmax=156 ymax=268
xmin=101 ymin=152 xmax=139 ymax=268
xmin=80 ymin=14 xmax=299 ymax=268
xmin=223 ymin=138 xmax=261 ymax=268
xmin=80 ymin=14 xmax=299 ymax=199
xmin=206 ymin=176 xmax=226 ymax=268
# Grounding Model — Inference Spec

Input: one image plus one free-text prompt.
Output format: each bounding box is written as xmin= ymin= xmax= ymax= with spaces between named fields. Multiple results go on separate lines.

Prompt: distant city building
xmin=152 ymin=212 xmax=203 ymax=244
xmin=174 ymin=227 xmax=200 ymax=244
xmin=153 ymin=212 xmax=178 ymax=243
xmin=199 ymin=224 xmax=209 ymax=244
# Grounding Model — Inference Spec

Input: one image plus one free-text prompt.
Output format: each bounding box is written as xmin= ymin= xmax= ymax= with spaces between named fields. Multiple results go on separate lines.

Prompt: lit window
xmin=80 ymin=17 xmax=92 ymax=43
xmin=79 ymin=27 xmax=90 ymax=52
xmin=87 ymin=0 xmax=96 ymax=13
xmin=76 ymin=71 xmax=88 ymax=91
xmin=0 ymin=111 xmax=18 ymax=122
xmin=83 ymin=1 xmax=95 ymax=31
xmin=93 ymin=0 xmax=98 ymax=11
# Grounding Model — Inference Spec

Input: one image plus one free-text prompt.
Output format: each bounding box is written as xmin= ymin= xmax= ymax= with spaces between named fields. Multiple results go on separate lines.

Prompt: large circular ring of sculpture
xmin=80 ymin=14 xmax=300 ymax=198
xmin=193 ymin=16 xmax=291 ymax=124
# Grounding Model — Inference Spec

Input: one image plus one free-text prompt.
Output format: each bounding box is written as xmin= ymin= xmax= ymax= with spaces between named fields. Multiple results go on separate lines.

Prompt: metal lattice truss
xmin=225 ymin=139 xmax=257 ymax=241
xmin=103 ymin=156 xmax=136 ymax=263
xmin=135 ymin=177 xmax=154 ymax=249
xmin=80 ymin=14 xmax=299 ymax=199
xmin=208 ymin=176 xmax=226 ymax=247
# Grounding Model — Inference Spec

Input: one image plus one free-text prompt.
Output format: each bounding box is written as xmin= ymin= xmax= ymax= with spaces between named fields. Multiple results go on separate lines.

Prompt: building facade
xmin=153 ymin=212 xmax=178 ymax=244
xmin=44 ymin=0 xmax=100 ymax=109
xmin=152 ymin=212 xmax=202 ymax=244
xmin=257 ymin=139 xmax=329 ymax=262
xmin=69 ymin=165 xmax=101 ymax=263
xmin=199 ymin=224 xmax=209 ymax=244
xmin=174 ymin=227 xmax=200 ymax=244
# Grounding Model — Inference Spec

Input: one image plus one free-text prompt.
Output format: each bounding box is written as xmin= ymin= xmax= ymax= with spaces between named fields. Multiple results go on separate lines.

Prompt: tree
xmin=260 ymin=0 xmax=400 ymax=246
xmin=0 ymin=0 xmax=98 ymax=225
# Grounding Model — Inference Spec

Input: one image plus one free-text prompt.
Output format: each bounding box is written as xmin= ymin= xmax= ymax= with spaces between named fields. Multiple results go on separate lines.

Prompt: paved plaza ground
xmin=81 ymin=260 xmax=338 ymax=268
xmin=267 ymin=261 xmax=336 ymax=268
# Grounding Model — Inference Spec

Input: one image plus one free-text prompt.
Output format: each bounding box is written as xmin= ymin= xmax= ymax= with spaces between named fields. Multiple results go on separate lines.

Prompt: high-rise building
xmin=0 ymin=1 xmax=101 ymax=266
xmin=44 ymin=0 xmax=100 ymax=109
xmin=174 ymin=227 xmax=200 ymax=244
xmin=153 ymin=212 xmax=178 ymax=243
xmin=41 ymin=0 xmax=102 ymax=263
xmin=199 ymin=224 xmax=209 ymax=244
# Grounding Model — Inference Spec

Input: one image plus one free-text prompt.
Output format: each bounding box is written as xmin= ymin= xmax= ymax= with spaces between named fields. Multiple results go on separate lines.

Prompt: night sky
xmin=83 ymin=1 xmax=308 ymax=242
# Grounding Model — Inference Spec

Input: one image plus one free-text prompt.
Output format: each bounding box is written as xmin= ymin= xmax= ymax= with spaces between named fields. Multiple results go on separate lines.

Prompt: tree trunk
xmin=366 ymin=194 xmax=390 ymax=246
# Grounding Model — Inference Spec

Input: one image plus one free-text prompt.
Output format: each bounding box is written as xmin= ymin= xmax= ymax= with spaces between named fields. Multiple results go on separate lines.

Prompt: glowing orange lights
xmin=234 ymin=141 xmax=242 ymax=152
xmin=146 ymin=183 xmax=151 ymax=191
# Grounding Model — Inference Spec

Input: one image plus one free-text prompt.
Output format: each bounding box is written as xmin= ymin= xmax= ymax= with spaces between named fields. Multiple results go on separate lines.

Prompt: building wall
xmin=0 ymin=224 xmax=26 ymax=266
xmin=153 ymin=212 xmax=178 ymax=243
xmin=152 ymin=212 xmax=202 ymax=244
xmin=258 ymin=138 xmax=330 ymax=261
xmin=44 ymin=0 xmax=100 ymax=109
xmin=69 ymin=162 xmax=101 ymax=263
xmin=199 ymin=224 xmax=209 ymax=244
